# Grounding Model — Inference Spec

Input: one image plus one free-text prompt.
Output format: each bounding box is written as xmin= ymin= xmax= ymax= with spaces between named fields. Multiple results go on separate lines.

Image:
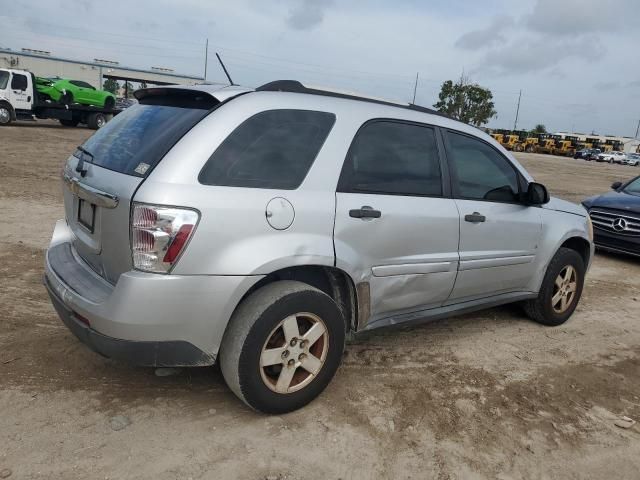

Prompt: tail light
xmin=131 ymin=203 xmax=199 ymax=273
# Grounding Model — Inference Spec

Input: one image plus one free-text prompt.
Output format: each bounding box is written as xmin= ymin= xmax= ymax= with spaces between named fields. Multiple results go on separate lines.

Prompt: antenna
xmin=204 ymin=38 xmax=208 ymax=81
xmin=513 ymin=89 xmax=522 ymax=131
xmin=412 ymin=72 xmax=419 ymax=104
xmin=215 ymin=52 xmax=235 ymax=86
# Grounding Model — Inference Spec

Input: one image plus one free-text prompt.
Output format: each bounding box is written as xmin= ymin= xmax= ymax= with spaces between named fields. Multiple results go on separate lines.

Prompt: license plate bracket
xmin=78 ymin=198 xmax=96 ymax=233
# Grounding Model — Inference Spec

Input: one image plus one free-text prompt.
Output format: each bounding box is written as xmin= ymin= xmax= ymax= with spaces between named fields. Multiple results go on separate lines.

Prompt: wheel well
xmin=560 ymin=236 xmax=591 ymax=267
xmin=240 ymin=266 xmax=358 ymax=333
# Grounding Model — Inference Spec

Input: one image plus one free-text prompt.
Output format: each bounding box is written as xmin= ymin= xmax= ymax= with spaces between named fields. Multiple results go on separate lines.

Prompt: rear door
xmin=442 ymin=130 xmax=542 ymax=302
xmin=334 ymin=120 xmax=460 ymax=329
xmin=61 ymin=89 xmax=228 ymax=284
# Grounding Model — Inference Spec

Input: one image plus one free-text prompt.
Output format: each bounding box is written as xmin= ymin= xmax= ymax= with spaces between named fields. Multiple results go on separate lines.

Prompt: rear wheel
xmin=219 ymin=281 xmax=345 ymax=413
xmin=87 ymin=112 xmax=107 ymax=130
xmin=524 ymin=248 xmax=585 ymax=326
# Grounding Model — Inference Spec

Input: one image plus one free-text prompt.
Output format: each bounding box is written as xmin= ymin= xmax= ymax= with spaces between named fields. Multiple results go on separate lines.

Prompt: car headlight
xmin=586 ymin=214 xmax=594 ymax=242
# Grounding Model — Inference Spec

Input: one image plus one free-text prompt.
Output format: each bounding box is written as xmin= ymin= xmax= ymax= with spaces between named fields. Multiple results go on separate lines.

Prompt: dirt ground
xmin=1 ymin=121 xmax=640 ymax=480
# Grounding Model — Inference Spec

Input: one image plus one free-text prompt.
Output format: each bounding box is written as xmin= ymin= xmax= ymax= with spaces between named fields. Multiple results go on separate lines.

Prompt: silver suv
xmin=44 ymin=81 xmax=594 ymax=413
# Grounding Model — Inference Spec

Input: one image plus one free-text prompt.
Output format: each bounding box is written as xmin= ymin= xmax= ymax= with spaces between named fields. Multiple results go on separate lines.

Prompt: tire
xmin=87 ymin=112 xmax=107 ymax=130
xmin=0 ymin=104 xmax=12 ymax=125
xmin=59 ymin=118 xmax=80 ymax=127
xmin=104 ymin=97 xmax=115 ymax=110
xmin=219 ymin=280 xmax=346 ymax=414
xmin=524 ymin=247 xmax=585 ymax=326
xmin=60 ymin=91 xmax=74 ymax=105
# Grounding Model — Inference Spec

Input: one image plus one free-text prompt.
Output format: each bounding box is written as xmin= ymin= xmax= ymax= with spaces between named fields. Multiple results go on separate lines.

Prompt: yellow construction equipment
xmin=553 ymin=139 xmax=576 ymax=157
xmin=491 ymin=133 xmax=504 ymax=144
xmin=500 ymin=134 xmax=521 ymax=150
xmin=535 ymin=134 xmax=556 ymax=154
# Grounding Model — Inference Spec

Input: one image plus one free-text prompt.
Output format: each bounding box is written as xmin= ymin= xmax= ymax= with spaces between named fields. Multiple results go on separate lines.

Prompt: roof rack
xmin=256 ymin=80 xmax=449 ymax=118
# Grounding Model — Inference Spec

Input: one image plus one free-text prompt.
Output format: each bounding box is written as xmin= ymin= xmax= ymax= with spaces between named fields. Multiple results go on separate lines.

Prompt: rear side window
xmin=78 ymin=97 xmax=214 ymax=177
xmin=199 ymin=109 xmax=335 ymax=189
xmin=338 ymin=120 xmax=443 ymax=196
xmin=446 ymin=131 xmax=520 ymax=202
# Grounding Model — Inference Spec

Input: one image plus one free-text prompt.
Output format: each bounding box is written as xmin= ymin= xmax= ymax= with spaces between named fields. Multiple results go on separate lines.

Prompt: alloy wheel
xmin=259 ymin=312 xmax=329 ymax=394
xmin=551 ymin=265 xmax=577 ymax=314
xmin=0 ymin=107 xmax=10 ymax=124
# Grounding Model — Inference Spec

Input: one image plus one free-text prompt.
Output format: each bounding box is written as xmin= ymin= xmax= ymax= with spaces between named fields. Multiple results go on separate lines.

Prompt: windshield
xmin=623 ymin=177 xmax=640 ymax=196
xmin=78 ymin=102 xmax=212 ymax=177
xmin=0 ymin=70 xmax=9 ymax=90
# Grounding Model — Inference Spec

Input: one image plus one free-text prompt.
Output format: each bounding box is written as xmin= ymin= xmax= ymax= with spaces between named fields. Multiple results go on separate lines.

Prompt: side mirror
xmin=611 ymin=181 xmax=622 ymax=190
xmin=525 ymin=182 xmax=550 ymax=205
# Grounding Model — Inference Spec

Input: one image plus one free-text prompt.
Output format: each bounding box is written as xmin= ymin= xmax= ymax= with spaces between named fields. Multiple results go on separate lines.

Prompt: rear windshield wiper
xmin=75 ymin=146 xmax=94 ymax=177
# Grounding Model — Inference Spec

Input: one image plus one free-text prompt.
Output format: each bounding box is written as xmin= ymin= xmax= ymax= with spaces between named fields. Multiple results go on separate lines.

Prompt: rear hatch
xmin=61 ymin=86 xmax=248 ymax=284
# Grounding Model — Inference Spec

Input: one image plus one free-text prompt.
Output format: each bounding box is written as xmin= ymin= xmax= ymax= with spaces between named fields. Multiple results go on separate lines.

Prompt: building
xmin=0 ymin=47 xmax=204 ymax=93
xmin=555 ymin=131 xmax=640 ymax=153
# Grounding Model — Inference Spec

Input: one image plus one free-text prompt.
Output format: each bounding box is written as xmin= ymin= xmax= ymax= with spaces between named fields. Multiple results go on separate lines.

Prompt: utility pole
xmin=635 ymin=119 xmax=640 ymax=139
xmin=513 ymin=89 xmax=522 ymax=131
xmin=204 ymin=38 xmax=209 ymax=81
xmin=412 ymin=72 xmax=419 ymax=104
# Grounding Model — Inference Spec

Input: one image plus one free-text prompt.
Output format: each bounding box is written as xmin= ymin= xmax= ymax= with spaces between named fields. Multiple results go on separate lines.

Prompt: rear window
xmin=77 ymin=95 xmax=216 ymax=177
xmin=199 ymin=109 xmax=335 ymax=189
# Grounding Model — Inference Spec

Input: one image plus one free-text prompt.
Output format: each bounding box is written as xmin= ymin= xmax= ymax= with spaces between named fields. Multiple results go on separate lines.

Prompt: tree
xmin=532 ymin=124 xmax=547 ymax=134
xmin=102 ymin=78 xmax=119 ymax=94
xmin=433 ymin=75 xmax=497 ymax=127
xmin=124 ymin=81 xmax=135 ymax=98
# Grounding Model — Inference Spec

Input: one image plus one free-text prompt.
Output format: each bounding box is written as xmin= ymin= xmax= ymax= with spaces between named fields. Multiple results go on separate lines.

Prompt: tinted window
xmin=11 ymin=73 xmax=27 ymax=91
xmin=339 ymin=121 xmax=442 ymax=196
xmin=79 ymin=102 xmax=211 ymax=177
xmin=623 ymin=177 xmax=640 ymax=196
xmin=71 ymin=80 xmax=94 ymax=89
xmin=447 ymin=131 xmax=520 ymax=202
xmin=199 ymin=109 xmax=335 ymax=189
xmin=0 ymin=71 xmax=9 ymax=89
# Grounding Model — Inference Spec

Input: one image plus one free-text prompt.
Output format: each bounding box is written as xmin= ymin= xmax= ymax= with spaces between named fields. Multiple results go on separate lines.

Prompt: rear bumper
xmin=44 ymin=220 xmax=263 ymax=366
xmin=44 ymin=275 xmax=211 ymax=366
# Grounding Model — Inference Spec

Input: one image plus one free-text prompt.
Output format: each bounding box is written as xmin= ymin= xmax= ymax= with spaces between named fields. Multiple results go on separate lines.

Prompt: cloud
xmin=525 ymin=0 xmax=639 ymax=36
xmin=477 ymin=36 xmax=605 ymax=75
xmin=455 ymin=15 xmax=514 ymax=50
xmin=286 ymin=0 xmax=333 ymax=30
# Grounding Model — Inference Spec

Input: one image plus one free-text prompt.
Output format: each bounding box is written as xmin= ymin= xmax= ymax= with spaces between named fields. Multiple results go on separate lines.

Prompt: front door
xmin=442 ymin=130 xmax=542 ymax=302
xmin=9 ymin=72 xmax=32 ymax=111
xmin=334 ymin=120 xmax=460 ymax=329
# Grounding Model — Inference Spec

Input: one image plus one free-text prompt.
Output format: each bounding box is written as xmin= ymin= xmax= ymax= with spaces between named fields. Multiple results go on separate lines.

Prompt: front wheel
xmin=104 ymin=97 xmax=115 ymax=110
xmin=60 ymin=91 xmax=74 ymax=105
xmin=219 ymin=281 xmax=345 ymax=414
xmin=524 ymin=248 xmax=585 ymax=326
xmin=0 ymin=105 xmax=12 ymax=125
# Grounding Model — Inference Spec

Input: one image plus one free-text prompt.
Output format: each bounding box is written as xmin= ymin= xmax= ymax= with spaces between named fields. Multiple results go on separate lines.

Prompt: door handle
xmin=349 ymin=206 xmax=382 ymax=219
xmin=464 ymin=212 xmax=486 ymax=223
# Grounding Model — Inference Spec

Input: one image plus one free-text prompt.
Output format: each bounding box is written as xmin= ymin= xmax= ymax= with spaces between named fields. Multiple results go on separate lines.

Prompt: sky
xmin=1 ymin=0 xmax=639 ymax=136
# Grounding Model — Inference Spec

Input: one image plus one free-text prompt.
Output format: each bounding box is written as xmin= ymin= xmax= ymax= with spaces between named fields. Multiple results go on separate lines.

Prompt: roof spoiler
xmin=134 ymin=87 xmax=220 ymax=109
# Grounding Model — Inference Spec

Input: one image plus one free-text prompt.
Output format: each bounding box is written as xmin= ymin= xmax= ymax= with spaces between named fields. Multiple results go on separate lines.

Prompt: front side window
xmin=199 ymin=109 xmax=335 ymax=189
xmin=71 ymin=80 xmax=95 ymax=89
xmin=338 ymin=121 xmax=443 ymax=196
xmin=0 ymin=71 xmax=9 ymax=89
xmin=11 ymin=73 xmax=27 ymax=91
xmin=447 ymin=131 xmax=520 ymax=202
xmin=623 ymin=177 xmax=640 ymax=196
